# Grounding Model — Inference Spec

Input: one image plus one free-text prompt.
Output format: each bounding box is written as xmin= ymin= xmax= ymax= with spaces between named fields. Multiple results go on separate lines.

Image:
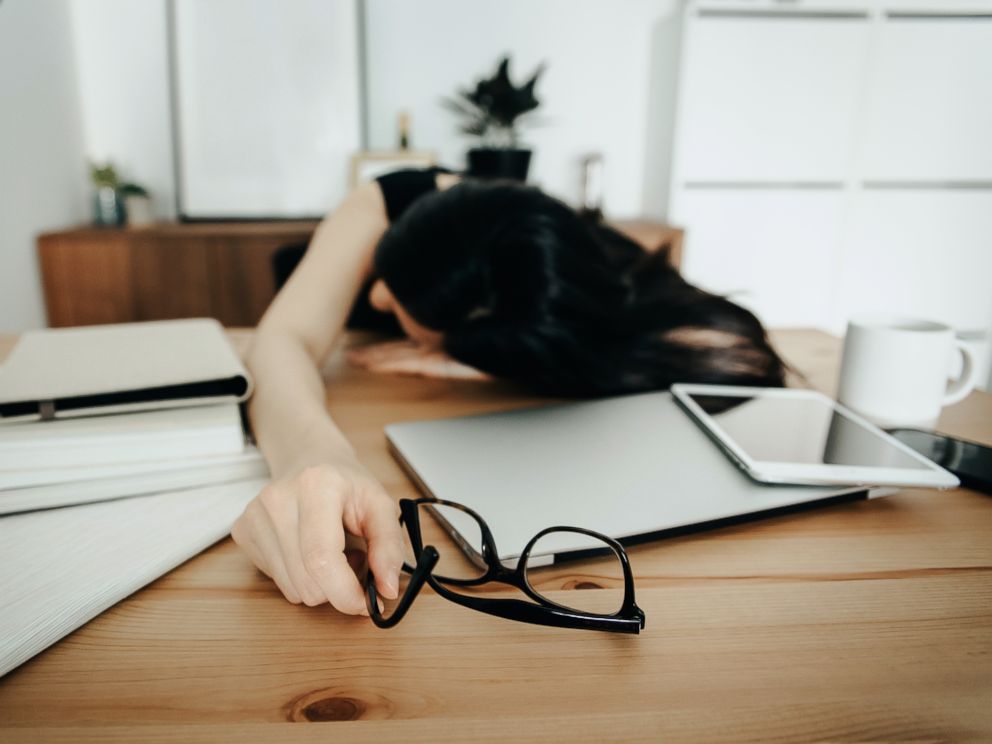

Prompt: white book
xmin=0 ymin=446 xmax=269 ymax=515
xmin=0 ymin=318 xmax=253 ymax=423
xmin=0 ymin=448 xmax=260 ymax=491
xmin=0 ymin=403 xmax=246 ymax=472
xmin=0 ymin=477 xmax=268 ymax=678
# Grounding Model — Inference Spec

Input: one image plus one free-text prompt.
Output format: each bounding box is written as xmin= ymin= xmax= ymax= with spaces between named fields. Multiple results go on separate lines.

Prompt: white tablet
xmin=670 ymin=384 xmax=959 ymax=489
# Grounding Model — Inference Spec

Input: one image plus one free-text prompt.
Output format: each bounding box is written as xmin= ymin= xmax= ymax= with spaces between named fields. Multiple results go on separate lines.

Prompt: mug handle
xmin=943 ymin=340 xmax=979 ymax=406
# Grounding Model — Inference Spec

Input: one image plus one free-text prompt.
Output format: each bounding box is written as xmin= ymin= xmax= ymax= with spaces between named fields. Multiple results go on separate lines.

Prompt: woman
xmin=231 ymin=169 xmax=785 ymax=614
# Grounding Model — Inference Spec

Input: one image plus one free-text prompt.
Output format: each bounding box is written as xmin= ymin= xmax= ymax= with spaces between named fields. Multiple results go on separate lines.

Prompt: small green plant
xmin=90 ymin=162 xmax=147 ymax=196
xmin=90 ymin=163 xmax=120 ymax=189
xmin=444 ymin=55 xmax=545 ymax=148
xmin=118 ymin=182 xmax=149 ymax=198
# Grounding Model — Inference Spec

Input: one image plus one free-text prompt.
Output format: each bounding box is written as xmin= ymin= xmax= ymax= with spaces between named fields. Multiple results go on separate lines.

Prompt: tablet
xmin=670 ymin=384 xmax=959 ymax=489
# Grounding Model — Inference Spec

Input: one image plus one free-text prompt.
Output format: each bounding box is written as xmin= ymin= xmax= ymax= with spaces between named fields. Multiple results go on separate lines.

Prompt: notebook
xmin=0 ymin=446 xmax=268 ymax=515
xmin=0 ymin=478 xmax=268 ymax=678
xmin=0 ymin=403 xmax=247 ymax=471
xmin=385 ymin=391 xmax=871 ymax=568
xmin=0 ymin=318 xmax=252 ymax=422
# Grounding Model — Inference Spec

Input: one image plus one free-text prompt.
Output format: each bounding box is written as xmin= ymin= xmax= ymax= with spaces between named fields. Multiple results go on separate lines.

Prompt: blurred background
xmin=1 ymin=0 xmax=990 ymax=388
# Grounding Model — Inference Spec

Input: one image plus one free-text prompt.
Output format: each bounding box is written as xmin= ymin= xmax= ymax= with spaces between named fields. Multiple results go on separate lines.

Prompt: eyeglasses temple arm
xmin=430 ymin=581 xmax=644 ymax=634
xmin=367 ymin=546 xmax=439 ymax=628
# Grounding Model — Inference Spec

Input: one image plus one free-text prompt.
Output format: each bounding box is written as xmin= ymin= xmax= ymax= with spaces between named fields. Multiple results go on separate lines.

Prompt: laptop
xmin=385 ymin=392 xmax=870 ymax=568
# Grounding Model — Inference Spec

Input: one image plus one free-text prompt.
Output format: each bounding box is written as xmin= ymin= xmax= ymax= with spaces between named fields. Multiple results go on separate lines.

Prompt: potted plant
xmin=90 ymin=163 xmax=153 ymax=227
xmin=90 ymin=163 xmax=125 ymax=226
xmin=444 ymin=55 xmax=545 ymax=181
xmin=118 ymin=182 xmax=154 ymax=227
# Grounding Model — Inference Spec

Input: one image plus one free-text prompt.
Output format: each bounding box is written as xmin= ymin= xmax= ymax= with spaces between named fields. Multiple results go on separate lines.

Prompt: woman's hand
xmin=347 ymin=340 xmax=492 ymax=381
xmin=231 ymin=457 xmax=405 ymax=614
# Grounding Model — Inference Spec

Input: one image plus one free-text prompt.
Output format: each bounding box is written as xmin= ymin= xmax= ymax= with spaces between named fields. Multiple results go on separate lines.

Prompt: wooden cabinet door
xmin=38 ymin=232 xmax=134 ymax=327
xmin=129 ymin=233 xmax=214 ymax=322
xmin=37 ymin=225 xmax=312 ymax=328
xmin=204 ymin=236 xmax=282 ymax=326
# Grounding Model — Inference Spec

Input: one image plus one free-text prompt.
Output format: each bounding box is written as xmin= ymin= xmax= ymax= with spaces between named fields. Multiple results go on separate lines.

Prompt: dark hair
xmin=374 ymin=180 xmax=785 ymax=396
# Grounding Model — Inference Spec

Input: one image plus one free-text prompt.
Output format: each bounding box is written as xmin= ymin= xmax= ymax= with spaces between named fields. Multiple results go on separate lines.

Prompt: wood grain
xmin=0 ymin=330 xmax=990 ymax=742
xmin=36 ymin=223 xmax=317 ymax=328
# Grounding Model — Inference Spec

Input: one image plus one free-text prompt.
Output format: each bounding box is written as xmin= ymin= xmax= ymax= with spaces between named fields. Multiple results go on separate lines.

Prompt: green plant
xmin=90 ymin=163 xmax=120 ymax=189
xmin=89 ymin=163 xmax=148 ymax=198
xmin=444 ymin=55 xmax=545 ymax=148
xmin=118 ymin=182 xmax=149 ymax=198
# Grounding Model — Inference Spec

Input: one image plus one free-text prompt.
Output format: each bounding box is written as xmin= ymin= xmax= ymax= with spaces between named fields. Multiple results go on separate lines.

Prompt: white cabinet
xmin=669 ymin=0 xmax=992 ymax=354
xmin=860 ymin=16 xmax=992 ymax=182
xmin=675 ymin=14 xmax=869 ymax=183
xmin=836 ymin=190 xmax=992 ymax=330
xmin=677 ymin=190 xmax=844 ymax=327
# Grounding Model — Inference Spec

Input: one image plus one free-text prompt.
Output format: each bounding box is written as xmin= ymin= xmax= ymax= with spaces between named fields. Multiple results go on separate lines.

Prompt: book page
xmin=0 ymin=478 xmax=267 ymax=678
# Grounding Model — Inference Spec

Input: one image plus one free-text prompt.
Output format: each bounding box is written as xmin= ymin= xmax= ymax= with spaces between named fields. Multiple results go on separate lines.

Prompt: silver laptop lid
xmin=386 ymin=392 xmax=863 ymax=567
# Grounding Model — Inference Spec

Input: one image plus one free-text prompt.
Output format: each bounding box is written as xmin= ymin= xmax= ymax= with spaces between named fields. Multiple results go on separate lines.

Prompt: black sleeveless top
xmin=345 ymin=168 xmax=446 ymax=332
xmin=377 ymin=168 xmax=444 ymax=222
xmin=272 ymin=169 xmax=445 ymax=333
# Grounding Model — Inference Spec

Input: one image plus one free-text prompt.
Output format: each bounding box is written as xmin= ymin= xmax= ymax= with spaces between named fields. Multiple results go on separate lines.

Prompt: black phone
xmin=887 ymin=428 xmax=992 ymax=495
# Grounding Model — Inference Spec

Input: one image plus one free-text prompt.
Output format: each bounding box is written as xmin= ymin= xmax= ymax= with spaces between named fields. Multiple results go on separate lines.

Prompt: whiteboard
xmin=172 ymin=0 xmax=361 ymax=218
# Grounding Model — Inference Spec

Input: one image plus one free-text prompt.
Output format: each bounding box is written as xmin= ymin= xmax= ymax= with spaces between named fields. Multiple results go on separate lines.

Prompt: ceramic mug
xmin=836 ymin=317 xmax=979 ymax=428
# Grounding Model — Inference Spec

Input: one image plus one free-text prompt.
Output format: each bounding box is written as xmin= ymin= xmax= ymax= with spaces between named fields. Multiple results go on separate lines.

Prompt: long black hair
xmin=374 ymin=180 xmax=785 ymax=396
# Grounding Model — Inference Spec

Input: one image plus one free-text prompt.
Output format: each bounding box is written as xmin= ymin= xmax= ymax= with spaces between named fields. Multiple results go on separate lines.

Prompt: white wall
xmin=68 ymin=0 xmax=176 ymax=220
xmin=364 ymin=0 xmax=682 ymax=218
xmin=0 ymin=0 xmax=88 ymax=331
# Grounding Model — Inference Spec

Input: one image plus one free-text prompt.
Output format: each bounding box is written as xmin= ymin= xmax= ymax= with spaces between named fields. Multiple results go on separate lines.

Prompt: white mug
xmin=837 ymin=316 xmax=978 ymax=428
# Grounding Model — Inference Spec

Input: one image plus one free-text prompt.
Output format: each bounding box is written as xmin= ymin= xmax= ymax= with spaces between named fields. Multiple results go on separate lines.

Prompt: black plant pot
xmin=466 ymin=148 xmax=532 ymax=181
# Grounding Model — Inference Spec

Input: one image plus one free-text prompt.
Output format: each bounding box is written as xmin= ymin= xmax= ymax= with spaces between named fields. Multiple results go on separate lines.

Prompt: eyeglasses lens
xmin=414 ymin=502 xmax=488 ymax=582
xmin=524 ymin=531 xmax=626 ymax=615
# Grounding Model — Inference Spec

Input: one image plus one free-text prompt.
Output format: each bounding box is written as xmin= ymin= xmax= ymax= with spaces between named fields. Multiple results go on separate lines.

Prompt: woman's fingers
xmin=256 ymin=485 xmax=327 ymax=607
xmin=354 ymin=492 xmax=405 ymax=601
xmin=234 ymin=461 xmax=406 ymax=616
xmin=297 ymin=477 xmax=370 ymax=615
xmin=232 ymin=502 xmax=304 ymax=604
xmin=428 ymin=357 xmax=493 ymax=381
xmin=349 ymin=342 xmax=491 ymax=381
xmin=346 ymin=340 xmax=417 ymax=367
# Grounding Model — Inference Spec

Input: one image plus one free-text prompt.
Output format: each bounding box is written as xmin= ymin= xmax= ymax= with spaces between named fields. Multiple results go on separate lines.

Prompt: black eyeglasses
xmin=365 ymin=498 xmax=645 ymax=634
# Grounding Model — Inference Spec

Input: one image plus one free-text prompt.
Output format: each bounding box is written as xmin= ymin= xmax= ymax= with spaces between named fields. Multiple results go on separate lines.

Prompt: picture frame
xmin=350 ymin=150 xmax=438 ymax=186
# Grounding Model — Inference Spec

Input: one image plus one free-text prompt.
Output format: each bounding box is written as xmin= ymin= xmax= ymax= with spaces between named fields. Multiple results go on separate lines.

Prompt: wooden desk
xmin=1 ymin=330 xmax=990 ymax=742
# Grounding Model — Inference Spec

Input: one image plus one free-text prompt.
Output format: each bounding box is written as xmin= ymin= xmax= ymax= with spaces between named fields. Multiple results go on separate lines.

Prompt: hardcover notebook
xmin=0 ymin=318 xmax=252 ymax=422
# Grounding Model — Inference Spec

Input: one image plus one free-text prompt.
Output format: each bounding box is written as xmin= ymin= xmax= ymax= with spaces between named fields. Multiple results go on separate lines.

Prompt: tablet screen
xmin=687 ymin=393 xmax=928 ymax=470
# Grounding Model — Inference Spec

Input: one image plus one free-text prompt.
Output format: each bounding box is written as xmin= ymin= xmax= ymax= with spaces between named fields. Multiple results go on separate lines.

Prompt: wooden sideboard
xmin=37 ymin=222 xmax=318 ymax=328
xmin=36 ymin=220 xmax=683 ymax=328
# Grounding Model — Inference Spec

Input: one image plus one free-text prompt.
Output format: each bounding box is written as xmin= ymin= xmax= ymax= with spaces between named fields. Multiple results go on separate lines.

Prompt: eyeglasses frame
xmin=366 ymin=498 xmax=646 ymax=634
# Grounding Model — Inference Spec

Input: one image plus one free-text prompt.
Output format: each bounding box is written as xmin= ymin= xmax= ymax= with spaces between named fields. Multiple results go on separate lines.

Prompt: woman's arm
xmin=232 ymin=181 xmax=404 ymax=614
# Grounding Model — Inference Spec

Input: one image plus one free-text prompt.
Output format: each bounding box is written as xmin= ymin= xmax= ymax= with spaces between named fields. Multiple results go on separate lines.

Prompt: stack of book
xmin=0 ymin=319 xmax=270 ymax=677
